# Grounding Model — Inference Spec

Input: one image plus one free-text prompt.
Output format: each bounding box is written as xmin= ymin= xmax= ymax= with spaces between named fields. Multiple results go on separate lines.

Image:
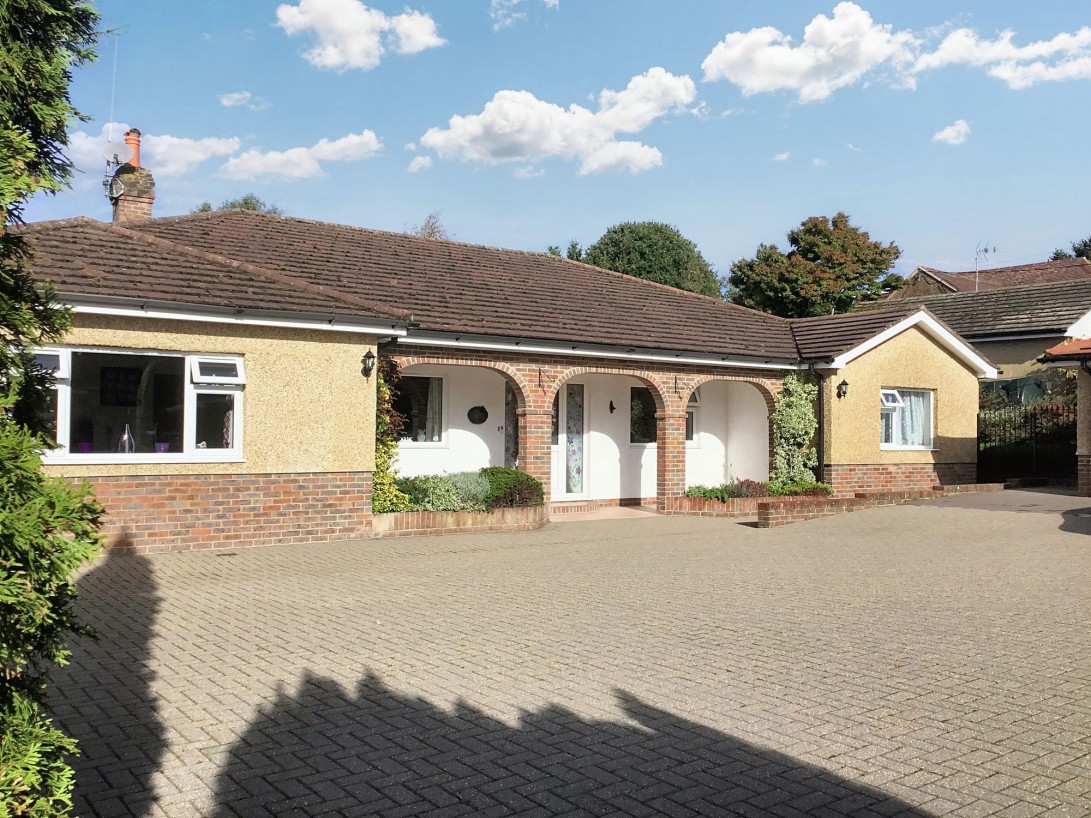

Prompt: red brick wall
xmin=83 ymin=471 xmax=373 ymax=554
xmin=824 ymin=462 xmax=976 ymax=496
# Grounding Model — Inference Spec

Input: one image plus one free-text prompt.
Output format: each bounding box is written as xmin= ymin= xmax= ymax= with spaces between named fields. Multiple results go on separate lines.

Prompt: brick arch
xmin=388 ymin=354 xmax=531 ymax=411
xmin=684 ymin=373 xmax=780 ymax=417
xmin=549 ymin=365 xmax=669 ymax=412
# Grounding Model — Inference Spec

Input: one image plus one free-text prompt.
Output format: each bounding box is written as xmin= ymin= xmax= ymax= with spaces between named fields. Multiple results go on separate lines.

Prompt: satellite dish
xmin=102 ymin=141 xmax=133 ymax=165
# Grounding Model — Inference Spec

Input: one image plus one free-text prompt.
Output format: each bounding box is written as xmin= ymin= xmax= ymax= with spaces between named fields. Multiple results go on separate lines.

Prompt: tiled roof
xmin=915 ymin=258 xmax=1091 ymax=293
xmin=17 ymin=217 xmax=405 ymax=324
xmin=855 ymin=278 xmax=1091 ymax=338
xmin=1040 ymin=338 xmax=1091 ymax=361
xmin=789 ymin=306 xmax=918 ymax=362
xmin=126 ymin=210 xmax=801 ymax=360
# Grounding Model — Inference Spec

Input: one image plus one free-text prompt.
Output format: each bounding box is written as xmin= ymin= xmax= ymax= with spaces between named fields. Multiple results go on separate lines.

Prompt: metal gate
xmin=977 ymin=402 xmax=1076 ymax=483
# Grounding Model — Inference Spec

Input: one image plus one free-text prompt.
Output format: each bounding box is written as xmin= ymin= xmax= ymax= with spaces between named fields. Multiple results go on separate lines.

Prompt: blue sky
xmin=27 ymin=0 xmax=1091 ymax=277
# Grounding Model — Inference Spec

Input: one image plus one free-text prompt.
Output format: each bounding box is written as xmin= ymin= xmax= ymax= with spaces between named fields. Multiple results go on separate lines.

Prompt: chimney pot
xmin=124 ymin=128 xmax=142 ymax=168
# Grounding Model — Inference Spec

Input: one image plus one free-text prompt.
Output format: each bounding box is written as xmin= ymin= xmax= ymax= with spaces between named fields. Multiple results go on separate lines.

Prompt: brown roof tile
xmin=126 ymin=210 xmax=801 ymax=360
xmin=916 ymin=258 xmax=1091 ymax=293
xmin=1041 ymin=338 xmax=1091 ymax=360
xmin=855 ymin=277 xmax=1091 ymax=338
xmin=789 ymin=306 xmax=918 ymax=362
xmin=16 ymin=217 xmax=406 ymax=324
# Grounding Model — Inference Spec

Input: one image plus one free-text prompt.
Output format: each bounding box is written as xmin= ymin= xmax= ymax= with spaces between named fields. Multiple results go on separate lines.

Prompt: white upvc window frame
xmin=396 ymin=374 xmax=448 ymax=449
xmin=38 ymin=346 xmax=246 ymax=465
xmin=685 ymin=388 xmax=700 ymax=449
xmin=880 ymin=387 xmax=934 ymax=451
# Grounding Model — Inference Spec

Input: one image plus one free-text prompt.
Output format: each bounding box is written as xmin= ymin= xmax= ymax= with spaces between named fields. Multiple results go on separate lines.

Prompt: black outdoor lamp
xmin=361 ymin=350 xmax=377 ymax=379
xmin=836 ymin=379 xmax=849 ymax=399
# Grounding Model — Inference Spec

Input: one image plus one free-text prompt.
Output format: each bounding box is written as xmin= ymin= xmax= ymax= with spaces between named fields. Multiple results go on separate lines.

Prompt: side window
xmin=880 ymin=388 xmax=933 ymax=449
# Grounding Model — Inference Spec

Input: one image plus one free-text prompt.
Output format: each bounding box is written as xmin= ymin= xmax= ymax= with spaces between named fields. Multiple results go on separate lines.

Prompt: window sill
xmin=630 ymin=441 xmax=657 ymax=448
xmin=43 ymin=452 xmax=246 ymax=466
xmin=398 ymin=440 xmax=448 ymax=449
xmin=879 ymin=445 xmax=937 ymax=451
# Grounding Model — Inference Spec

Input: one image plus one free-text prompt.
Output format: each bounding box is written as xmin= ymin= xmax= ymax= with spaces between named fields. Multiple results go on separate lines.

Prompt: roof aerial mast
xmin=974 ymin=240 xmax=996 ymax=292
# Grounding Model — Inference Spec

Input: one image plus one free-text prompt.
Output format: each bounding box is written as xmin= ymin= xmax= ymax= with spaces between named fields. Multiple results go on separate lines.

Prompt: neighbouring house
xmin=885 ymin=257 xmax=1091 ymax=300
xmin=19 ymin=139 xmax=998 ymax=552
xmin=861 ymin=278 xmax=1091 ymax=404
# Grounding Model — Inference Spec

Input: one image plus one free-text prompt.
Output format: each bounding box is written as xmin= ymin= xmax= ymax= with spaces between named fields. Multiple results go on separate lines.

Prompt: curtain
xmin=897 ymin=391 xmax=930 ymax=447
xmin=425 ymin=377 xmax=442 ymax=442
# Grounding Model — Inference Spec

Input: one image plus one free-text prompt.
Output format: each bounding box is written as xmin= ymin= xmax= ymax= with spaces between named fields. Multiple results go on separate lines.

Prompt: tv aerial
xmin=101 ymin=140 xmax=133 ymax=199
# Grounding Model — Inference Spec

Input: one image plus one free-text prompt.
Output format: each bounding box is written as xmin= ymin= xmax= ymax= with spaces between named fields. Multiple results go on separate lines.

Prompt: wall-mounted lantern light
xmin=361 ymin=350 xmax=376 ymax=379
xmin=836 ymin=379 xmax=849 ymax=399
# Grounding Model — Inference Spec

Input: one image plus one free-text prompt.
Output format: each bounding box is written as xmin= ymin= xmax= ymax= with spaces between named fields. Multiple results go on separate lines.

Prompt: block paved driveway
xmin=55 ymin=489 xmax=1091 ymax=817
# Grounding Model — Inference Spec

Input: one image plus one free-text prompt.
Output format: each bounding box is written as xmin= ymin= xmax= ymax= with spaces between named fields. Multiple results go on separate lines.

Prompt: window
xmin=37 ymin=347 xmax=245 ymax=462
xmin=880 ymin=388 xmax=933 ymax=449
xmin=686 ymin=388 xmax=700 ymax=444
xmin=630 ymin=387 xmax=657 ymax=444
xmin=394 ymin=376 xmax=444 ymax=443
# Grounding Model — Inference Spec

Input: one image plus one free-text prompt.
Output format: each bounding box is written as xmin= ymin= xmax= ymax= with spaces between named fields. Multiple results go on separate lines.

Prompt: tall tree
xmin=1050 ymin=235 xmax=1091 ymax=261
xmin=728 ymin=212 xmax=901 ymax=317
xmin=583 ymin=222 xmax=721 ymax=297
xmin=192 ymin=193 xmax=283 ymax=215
xmin=1 ymin=2 xmax=104 ymax=814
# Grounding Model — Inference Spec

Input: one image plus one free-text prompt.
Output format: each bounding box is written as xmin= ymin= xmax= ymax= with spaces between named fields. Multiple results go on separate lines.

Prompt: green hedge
xmin=685 ymin=479 xmax=831 ymax=501
xmin=394 ymin=468 xmax=544 ymax=513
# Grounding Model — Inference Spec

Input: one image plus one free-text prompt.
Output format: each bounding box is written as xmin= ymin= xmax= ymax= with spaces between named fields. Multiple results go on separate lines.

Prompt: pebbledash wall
xmin=820 ymin=325 xmax=980 ymax=496
xmin=41 ymin=313 xmax=378 ymax=553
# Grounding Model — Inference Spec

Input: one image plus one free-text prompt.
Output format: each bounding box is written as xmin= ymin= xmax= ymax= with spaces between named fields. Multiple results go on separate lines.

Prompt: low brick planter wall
xmin=663 ymin=494 xmax=829 ymax=518
xmin=372 ymin=505 xmax=547 ymax=538
xmin=756 ymin=483 xmax=1004 ymax=527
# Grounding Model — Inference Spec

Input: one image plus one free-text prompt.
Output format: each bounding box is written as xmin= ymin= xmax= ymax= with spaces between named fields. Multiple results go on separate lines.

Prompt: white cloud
xmin=403 ymin=141 xmax=416 ymax=151
xmin=407 ymin=155 xmax=432 ymax=173
xmin=68 ymin=123 xmax=241 ymax=178
xmin=913 ymin=26 xmax=1091 ymax=89
xmin=219 ymin=129 xmax=382 ymax=180
xmin=847 ymin=143 xmax=862 ymax=151
xmin=275 ymin=0 xmax=444 ymax=71
xmin=490 ymin=0 xmax=558 ymax=31
xmin=701 ymin=2 xmax=918 ymax=102
xmin=419 ymin=67 xmax=695 ymax=175
xmin=812 ymin=157 xmax=827 ymax=166
xmin=514 ymin=166 xmax=545 ymax=178
xmin=772 ymin=151 xmax=790 ymax=161
xmin=218 ymin=91 xmax=271 ymax=111
xmin=932 ymin=119 xmax=970 ymax=145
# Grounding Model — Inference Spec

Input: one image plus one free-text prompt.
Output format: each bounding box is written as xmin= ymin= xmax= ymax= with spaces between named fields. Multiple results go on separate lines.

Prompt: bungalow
xmin=885 ymin=258 xmax=1091 ymax=299
xmin=20 ymin=147 xmax=997 ymax=552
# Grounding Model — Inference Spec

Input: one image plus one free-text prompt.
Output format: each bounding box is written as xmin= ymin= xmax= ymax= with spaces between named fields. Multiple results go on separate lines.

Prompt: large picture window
xmin=394 ymin=376 xmax=444 ymax=444
xmin=37 ymin=347 xmax=245 ymax=462
xmin=880 ymin=388 xmax=933 ymax=449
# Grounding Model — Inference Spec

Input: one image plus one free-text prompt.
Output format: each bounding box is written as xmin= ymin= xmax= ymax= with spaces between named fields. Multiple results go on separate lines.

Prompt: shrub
xmin=769 ymin=480 xmax=833 ymax=497
xmin=446 ymin=471 xmax=490 ymax=510
xmin=396 ymin=475 xmax=467 ymax=511
xmin=372 ymin=357 xmax=410 ymax=513
xmin=480 ymin=467 xmax=544 ymax=510
xmin=770 ymin=373 xmax=819 ymax=488
xmin=0 ymin=694 xmax=79 ymax=815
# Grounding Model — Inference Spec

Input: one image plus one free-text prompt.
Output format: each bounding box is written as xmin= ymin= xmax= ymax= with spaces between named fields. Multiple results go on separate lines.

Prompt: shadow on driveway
xmin=208 ymin=671 xmax=931 ymax=817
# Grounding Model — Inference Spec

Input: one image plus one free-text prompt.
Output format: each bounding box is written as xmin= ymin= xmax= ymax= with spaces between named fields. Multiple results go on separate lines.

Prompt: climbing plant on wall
xmin=770 ymin=373 xmax=819 ymax=487
xmin=372 ymin=356 xmax=410 ymax=513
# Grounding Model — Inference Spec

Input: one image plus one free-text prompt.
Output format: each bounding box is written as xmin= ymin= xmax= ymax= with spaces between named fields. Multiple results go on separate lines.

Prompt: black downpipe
xmin=813 ymin=367 xmax=825 ymax=483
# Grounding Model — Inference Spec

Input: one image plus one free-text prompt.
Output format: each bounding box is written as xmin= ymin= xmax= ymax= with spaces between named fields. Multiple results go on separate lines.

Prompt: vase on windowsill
xmin=118 ymin=424 xmax=136 ymax=453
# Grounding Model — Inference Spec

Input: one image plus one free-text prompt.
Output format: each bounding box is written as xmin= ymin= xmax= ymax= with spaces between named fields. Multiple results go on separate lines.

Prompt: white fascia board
xmin=828 ymin=311 xmax=998 ymax=379
xmin=70 ymin=302 xmax=407 ymax=337
xmin=396 ymin=333 xmax=801 ymax=371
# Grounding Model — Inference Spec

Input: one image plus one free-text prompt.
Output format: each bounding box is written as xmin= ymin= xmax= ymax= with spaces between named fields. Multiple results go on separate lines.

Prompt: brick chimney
xmin=110 ymin=128 xmax=156 ymax=222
